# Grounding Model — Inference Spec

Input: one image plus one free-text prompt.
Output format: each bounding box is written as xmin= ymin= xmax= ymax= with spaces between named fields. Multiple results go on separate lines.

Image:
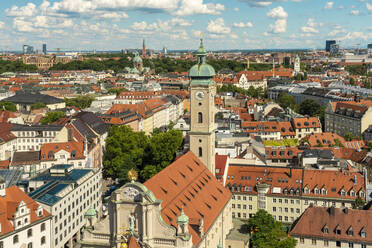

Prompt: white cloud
xmin=234 ymin=7 xmax=239 ymax=12
xmin=267 ymin=6 xmax=288 ymax=19
xmin=239 ymin=0 xmax=273 ymax=7
xmin=207 ymin=18 xmax=231 ymax=34
xmin=230 ymin=33 xmax=238 ymax=39
xmin=267 ymin=6 xmax=287 ymax=33
xmin=367 ymin=3 xmax=372 ymax=11
xmin=233 ymin=22 xmax=253 ymax=28
xmin=328 ymin=28 xmax=346 ymax=37
xmin=0 ymin=22 xmax=4 ymax=29
xmin=192 ymin=30 xmax=202 ymax=38
xmin=301 ymin=18 xmax=322 ymax=34
xmin=324 ymin=2 xmax=334 ymax=9
xmin=5 ymin=3 xmax=37 ymax=17
xmin=350 ymin=10 xmax=360 ymax=15
xmin=269 ymin=19 xmax=287 ymax=33
xmin=175 ymin=0 xmax=225 ymax=16
xmin=97 ymin=12 xmax=128 ymax=20
xmin=170 ymin=18 xmax=192 ymax=27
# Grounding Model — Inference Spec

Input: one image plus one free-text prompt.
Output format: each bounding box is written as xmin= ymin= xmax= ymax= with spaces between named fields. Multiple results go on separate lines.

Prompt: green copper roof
xmin=85 ymin=206 xmax=97 ymax=218
xmin=177 ymin=209 xmax=189 ymax=224
xmin=189 ymin=38 xmax=216 ymax=81
xmin=133 ymin=52 xmax=142 ymax=63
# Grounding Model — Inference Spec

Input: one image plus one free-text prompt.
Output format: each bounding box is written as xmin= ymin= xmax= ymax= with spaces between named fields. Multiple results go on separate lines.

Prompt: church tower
xmin=294 ymin=54 xmax=300 ymax=74
xmin=188 ymin=38 xmax=216 ymax=175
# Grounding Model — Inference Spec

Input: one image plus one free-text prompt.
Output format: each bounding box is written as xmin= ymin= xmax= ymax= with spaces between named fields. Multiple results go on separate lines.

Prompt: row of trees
xmin=50 ymin=57 xmax=134 ymax=72
xmin=0 ymin=60 xmax=37 ymax=73
xmin=345 ymin=64 xmax=371 ymax=76
xmin=217 ymin=84 xmax=267 ymax=99
xmin=275 ymin=93 xmax=325 ymax=128
xmin=103 ymin=125 xmax=183 ymax=183
xmin=0 ymin=101 xmax=17 ymax=112
xmin=64 ymin=95 xmax=95 ymax=109
xmin=40 ymin=111 xmax=66 ymax=124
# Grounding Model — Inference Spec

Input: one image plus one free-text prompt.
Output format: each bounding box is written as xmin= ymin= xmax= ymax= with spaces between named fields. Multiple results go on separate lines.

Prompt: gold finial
xmin=128 ymin=169 xmax=138 ymax=182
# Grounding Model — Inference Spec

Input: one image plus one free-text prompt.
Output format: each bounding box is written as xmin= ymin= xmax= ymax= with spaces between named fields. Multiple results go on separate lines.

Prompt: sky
xmin=0 ymin=0 xmax=371 ymax=51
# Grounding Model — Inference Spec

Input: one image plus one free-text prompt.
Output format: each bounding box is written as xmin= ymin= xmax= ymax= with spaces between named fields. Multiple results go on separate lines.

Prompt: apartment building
xmin=28 ymin=164 xmax=102 ymax=248
xmin=291 ymin=117 xmax=322 ymax=139
xmin=0 ymin=180 xmax=52 ymax=248
xmin=325 ymin=99 xmax=372 ymax=137
xmin=226 ymin=165 xmax=366 ymax=224
xmin=290 ymin=206 xmax=372 ymax=248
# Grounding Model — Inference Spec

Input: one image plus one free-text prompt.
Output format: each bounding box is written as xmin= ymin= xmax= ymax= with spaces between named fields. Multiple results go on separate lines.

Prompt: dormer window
xmin=48 ymin=151 xmax=53 ymax=159
xmin=340 ymin=189 xmax=346 ymax=197
xmin=347 ymin=226 xmax=354 ymax=236
xmin=322 ymin=188 xmax=327 ymax=195
xmin=71 ymin=150 xmax=76 ymax=158
xmin=360 ymin=191 xmax=365 ymax=198
xmin=304 ymin=187 xmax=309 ymax=194
xmin=350 ymin=190 xmax=355 ymax=197
xmin=335 ymin=225 xmax=341 ymax=235
xmin=314 ymin=188 xmax=319 ymax=195
xmin=323 ymin=225 xmax=329 ymax=234
xmin=361 ymin=228 xmax=366 ymax=238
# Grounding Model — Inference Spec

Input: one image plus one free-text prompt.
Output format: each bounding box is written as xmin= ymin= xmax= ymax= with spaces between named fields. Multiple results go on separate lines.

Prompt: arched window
xmin=199 ymin=147 xmax=203 ymax=157
xmin=27 ymin=228 xmax=32 ymax=237
xmin=198 ymin=112 xmax=203 ymax=123
xmin=41 ymin=236 xmax=46 ymax=245
xmin=27 ymin=242 xmax=33 ymax=248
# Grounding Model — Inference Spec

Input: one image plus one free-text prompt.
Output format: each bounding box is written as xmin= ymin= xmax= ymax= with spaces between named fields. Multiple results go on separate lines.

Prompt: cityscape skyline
xmin=0 ymin=0 xmax=371 ymax=51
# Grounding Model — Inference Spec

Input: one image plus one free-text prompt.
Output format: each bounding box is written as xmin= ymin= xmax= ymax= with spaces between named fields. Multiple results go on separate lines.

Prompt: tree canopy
xmin=40 ymin=111 xmax=66 ymax=124
xmin=345 ymin=64 xmax=369 ymax=76
xmin=30 ymin=102 xmax=47 ymax=110
xmin=246 ymin=210 xmax=297 ymax=248
xmin=103 ymin=125 xmax=183 ymax=183
xmin=276 ymin=93 xmax=298 ymax=111
xmin=0 ymin=59 xmax=38 ymax=73
xmin=217 ymin=84 xmax=266 ymax=99
xmin=65 ymin=95 xmax=95 ymax=109
xmin=0 ymin=101 xmax=17 ymax=112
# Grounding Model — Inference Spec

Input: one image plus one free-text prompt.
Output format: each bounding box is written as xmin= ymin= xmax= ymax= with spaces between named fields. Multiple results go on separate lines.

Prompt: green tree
xmin=350 ymin=77 xmax=355 ymax=85
xmin=65 ymin=95 xmax=95 ymax=109
xmin=299 ymin=99 xmax=322 ymax=116
xmin=103 ymin=125 xmax=183 ymax=182
xmin=276 ymin=93 xmax=297 ymax=110
xmin=40 ymin=111 xmax=65 ymax=124
xmin=108 ymin=88 xmax=128 ymax=95
xmin=246 ymin=210 xmax=297 ymax=248
xmin=0 ymin=101 xmax=17 ymax=112
xmin=352 ymin=196 xmax=366 ymax=209
xmin=30 ymin=102 xmax=47 ymax=110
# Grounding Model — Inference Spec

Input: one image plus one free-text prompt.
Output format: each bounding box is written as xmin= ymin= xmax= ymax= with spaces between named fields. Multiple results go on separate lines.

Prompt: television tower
xmin=142 ymin=39 xmax=146 ymax=58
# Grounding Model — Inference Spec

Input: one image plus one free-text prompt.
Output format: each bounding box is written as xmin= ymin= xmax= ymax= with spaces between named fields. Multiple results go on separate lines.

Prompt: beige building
xmin=226 ymin=165 xmax=366 ymax=224
xmin=325 ymin=99 xmax=372 ymax=137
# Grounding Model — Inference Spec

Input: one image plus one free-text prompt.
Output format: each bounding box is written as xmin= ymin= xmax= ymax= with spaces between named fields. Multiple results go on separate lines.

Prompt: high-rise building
xmin=42 ymin=44 xmax=47 ymax=54
xmin=368 ymin=44 xmax=372 ymax=49
xmin=189 ymin=38 xmax=216 ymax=175
xmin=162 ymin=46 xmax=168 ymax=55
xmin=330 ymin=43 xmax=340 ymax=55
xmin=325 ymin=40 xmax=336 ymax=52
xmin=23 ymin=45 xmax=34 ymax=54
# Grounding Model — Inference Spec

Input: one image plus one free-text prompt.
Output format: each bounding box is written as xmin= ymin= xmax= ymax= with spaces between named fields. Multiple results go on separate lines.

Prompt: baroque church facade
xmin=79 ymin=39 xmax=233 ymax=248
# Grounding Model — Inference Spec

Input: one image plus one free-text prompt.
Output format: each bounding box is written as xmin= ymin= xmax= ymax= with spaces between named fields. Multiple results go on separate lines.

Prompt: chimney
xmin=354 ymin=175 xmax=357 ymax=185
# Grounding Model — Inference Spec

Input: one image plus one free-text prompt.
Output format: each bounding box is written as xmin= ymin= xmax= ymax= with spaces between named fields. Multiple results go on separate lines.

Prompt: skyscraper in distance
xmin=42 ymin=44 xmax=47 ymax=55
xmin=326 ymin=40 xmax=336 ymax=52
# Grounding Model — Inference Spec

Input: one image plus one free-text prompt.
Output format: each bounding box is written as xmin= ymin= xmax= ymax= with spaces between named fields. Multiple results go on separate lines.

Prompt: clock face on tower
xmin=195 ymin=91 xmax=205 ymax=101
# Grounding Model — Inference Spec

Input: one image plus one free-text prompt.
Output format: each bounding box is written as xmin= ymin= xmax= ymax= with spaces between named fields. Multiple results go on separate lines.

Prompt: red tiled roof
xmin=303 ymin=169 xmax=365 ymax=200
xmin=265 ymin=147 xmax=301 ymax=159
xmin=292 ymin=117 xmax=321 ymax=129
xmin=0 ymin=160 xmax=10 ymax=169
xmin=0 ymin=111 xmax=17 ymax=123
xmin=226 ymin=166 xmax=303 ymax=196
xmin=290 ymin=206 xmax=372 ymax=244
xmin=303 ymin=132 xmax=345 ymax=147
xmin=0 ymin=186 xmax=50 ymax=236
xmin=144 ymin=151 xmax=231 ymax=246
xmin=215 ymin=154 xmax=228 ymax=177
xmin=0 ymin=123 xmax=16 ymax=142
xmin=40 ymin=140 xmax=85 ymax=161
